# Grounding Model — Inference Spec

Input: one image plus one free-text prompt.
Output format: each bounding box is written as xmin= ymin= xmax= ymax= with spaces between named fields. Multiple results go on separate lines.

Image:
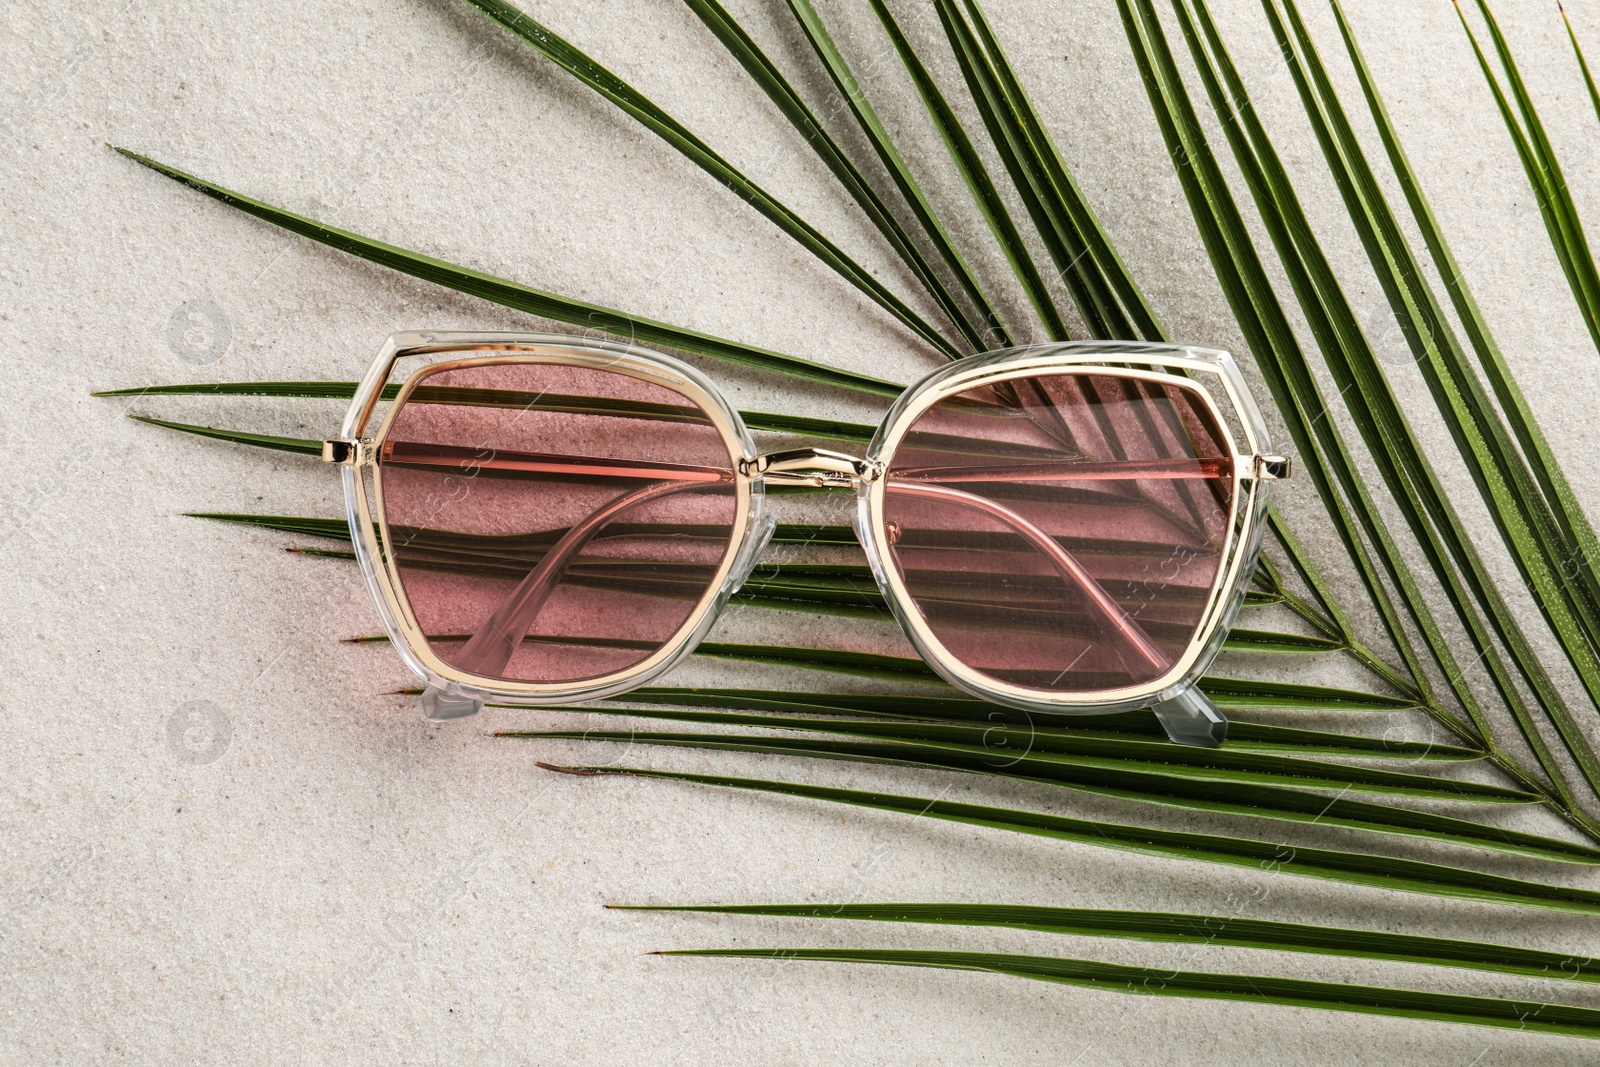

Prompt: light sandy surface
xmin=7 ymin=0 xmax=1600 ymax=1062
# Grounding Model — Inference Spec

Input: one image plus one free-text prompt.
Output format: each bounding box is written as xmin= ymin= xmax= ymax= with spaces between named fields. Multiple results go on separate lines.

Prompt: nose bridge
xmin=739 ymin=447 xmax=881 ymax=487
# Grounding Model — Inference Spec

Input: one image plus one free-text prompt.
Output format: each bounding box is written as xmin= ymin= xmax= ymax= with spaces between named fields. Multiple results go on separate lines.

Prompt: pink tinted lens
xmin=882 ymin=371 xmax=1234 ymax=694
xmin=376 ymin=360 xmax=739 ymax=684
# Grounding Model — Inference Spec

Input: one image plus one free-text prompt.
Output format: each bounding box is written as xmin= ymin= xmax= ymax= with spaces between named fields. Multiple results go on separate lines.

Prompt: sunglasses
xmin=323 ymin=332 xmax=1289 ymax=747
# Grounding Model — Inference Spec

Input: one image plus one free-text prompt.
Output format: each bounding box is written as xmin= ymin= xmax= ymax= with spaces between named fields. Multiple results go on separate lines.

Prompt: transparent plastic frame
xmin=855 ymin=341 xmax=1275 ymax=738
xmin=331 ymin=332 xmax=1282 ymax=745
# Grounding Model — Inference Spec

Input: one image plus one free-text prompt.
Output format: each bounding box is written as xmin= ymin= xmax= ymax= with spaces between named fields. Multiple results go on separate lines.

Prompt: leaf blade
xmin=682 ymin=0 xmax=986 ymax=350
xmin=525 ymin=731 xmax=1584 ymax=861
xmin=656 ymin=947 xmax=1600 ymax=1039
xmin=113 ymin=147 xmax=900 ymax=396
xmin=458 ymin=0 xmax=961 ymax=357
xmin=629 ymin=901 xmax=1600 ymax=985
xmin=542 ymin=764 xmax=1600 ymax=913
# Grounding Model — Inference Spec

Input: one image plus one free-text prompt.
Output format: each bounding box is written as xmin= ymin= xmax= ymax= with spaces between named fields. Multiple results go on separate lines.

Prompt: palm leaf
xmin=1436 ymin=1 xmax=1600 ymax=699
xmin=783 ymin=0 xmax=1004 ymax=349
xmin=628 ymin=901 xmax=1600 ymax=985
xmin=619 ymin=685 xmax=1412 ymax=733
xmin=624 ymin=675 xmax=1414 ymax=716
xmin=523 ymin=731 xmax=1585 ymax=859
xmin=1305 ymin=0 xmax=1600 ymax=809
xmin=956 ymin=0 xmax=1163 ymax=340
xmin=127 ymin=415 xmax=321 ymax=456
xmin=681 ymin=0 xmax=990 ymax=350
xmin=1118 ymin=0 xmax=1600 ymax=840
xmin=578 ymin=702 xmax=1480 ymax=761
xmin=1567 ymin=1 xmax=1600 ymax=117
xmin=932 ymin=0 xmax=1112 ymax=337
xmin=1166 ymin=0 xmax=1574 ymax=805
xmin=1465 ymin=0 xmax=1600 ymax=351
xmin=1221 ymin=629 xmax=1341 ymax=654
xmin=1114 ymin=0 xmax=1455 ymax=756
xmin=1262 ymin=514 xmax=1421 ymax=700
xmin=455 ymin=0 xmax=959 ymax=357
xmin=113 ymin=148 xmax=899 ymax=396
xmin=518 ymin=709 xmax=1484 ymax=795
xmin=537 ymin=764 xmax=1600 ymax=913
xmin=1255 ymin=0 xmax=1600 ymax=813
xmin=653 ymin=947 xmax=1600 ymax=1039
xmin=95 ymin=379 xmax=878 ymax=442
xmin=686 ymin=644 xmax=1385 ymax=699
xmin=865 ymin=0 xmax=1065 ymax=339
xmin=511 ymin=721 xmax=1520 ymax=802
xmin=1354 ymin=3 xmax=1600 ymax=665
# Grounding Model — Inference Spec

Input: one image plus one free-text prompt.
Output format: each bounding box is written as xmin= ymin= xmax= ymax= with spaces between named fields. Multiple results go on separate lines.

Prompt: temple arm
xmin=381 ymin=441 xmax=734 ymax=680
xmin=447 ymin=477 xmax=721 ymax=678
xmin=377 ymin=444 xmax=1171 ymax=681
xmin=889 ymin=457 xmax=1228 ymax=484
xmin=381 ymin=442 xmax=1224 ymax=742
xmin=441 ymin=474 xmax=1166 ymax=682
xmin=883 ymin=481 xmax=1169 ymax=676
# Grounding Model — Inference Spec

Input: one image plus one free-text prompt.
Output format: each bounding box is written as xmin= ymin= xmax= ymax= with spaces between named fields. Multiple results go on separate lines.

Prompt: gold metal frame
xmin=855 ymin=341 xmax=1281 ymax=716
xmin=328 ymin=333 xmax=1285 ymax=732
xmin=329 ymin=332 xmax=767 ymax=709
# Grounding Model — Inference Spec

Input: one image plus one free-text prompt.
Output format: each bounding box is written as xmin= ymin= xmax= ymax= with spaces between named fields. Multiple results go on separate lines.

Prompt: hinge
xmin=1252 ymin=454 xmax=1292 ymax=481
xmin=322 ymin=438 xmax=364 ymax=466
